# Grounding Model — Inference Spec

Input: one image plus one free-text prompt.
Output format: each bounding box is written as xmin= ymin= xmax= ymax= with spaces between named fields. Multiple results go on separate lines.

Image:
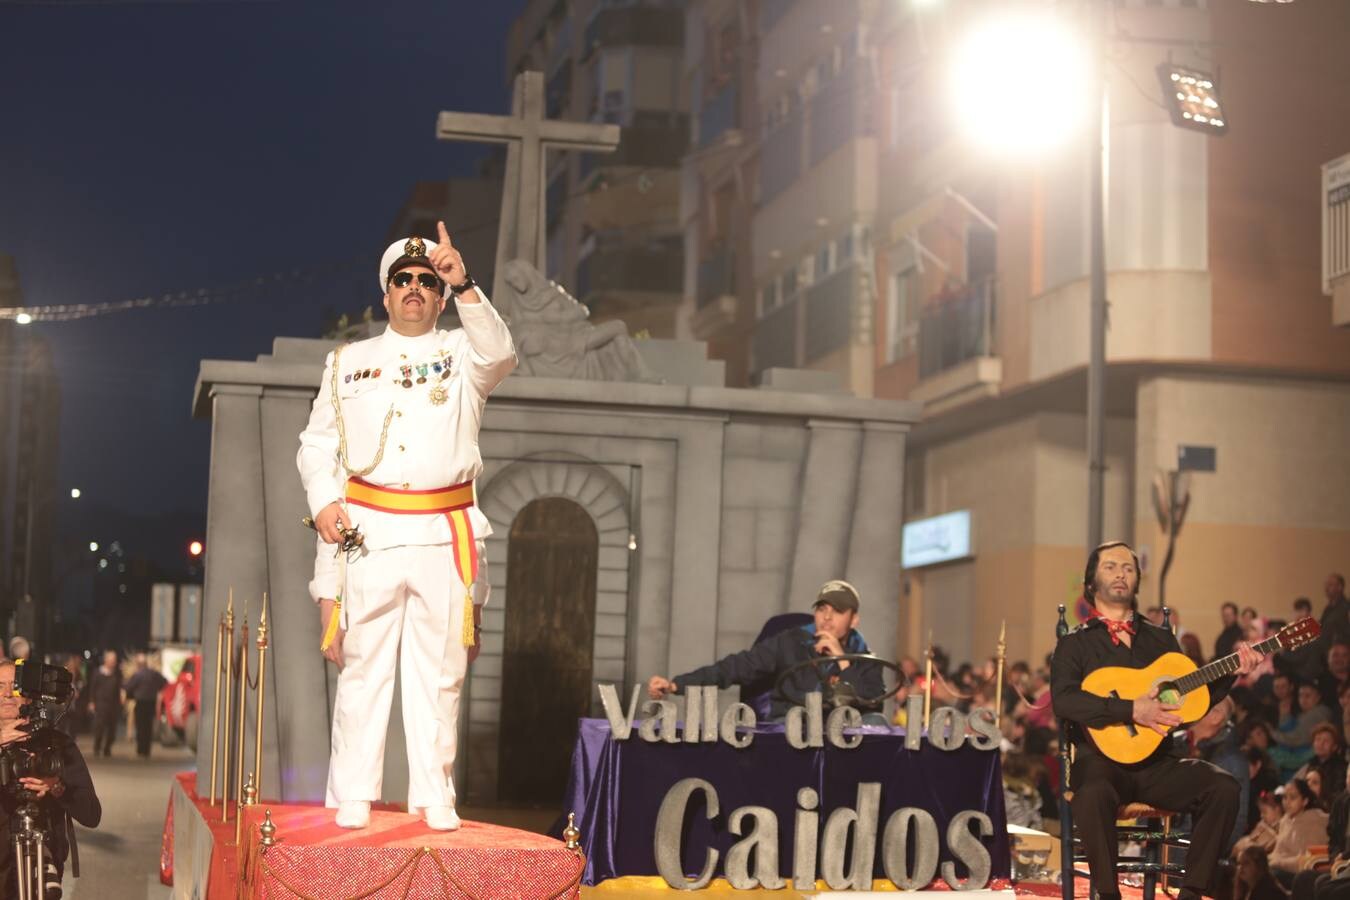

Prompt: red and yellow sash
xmin=345 ymin=477 xmax=479 ymax=647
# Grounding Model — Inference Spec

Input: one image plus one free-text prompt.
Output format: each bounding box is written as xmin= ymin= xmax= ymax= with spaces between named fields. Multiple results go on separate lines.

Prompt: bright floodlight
xmin=189 ymin=540 xmax=204 ymax=557
xmin=88 ymin=542 xmax=99 ymax=552
xmin=70 ymin=488 xmax=81 ymax=499
xmin=1157 ymin=64 xmax=1228 ymax=135
xmin=950 ymin=13 xmax=1092 ymax=155
xmin=14 ymin=312 xmax=32 ymax=325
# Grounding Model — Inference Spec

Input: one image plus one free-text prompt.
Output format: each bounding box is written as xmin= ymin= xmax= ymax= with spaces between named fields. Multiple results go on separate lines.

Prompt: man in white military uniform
xmin=298 ymin=222 xmax=515 ymax=830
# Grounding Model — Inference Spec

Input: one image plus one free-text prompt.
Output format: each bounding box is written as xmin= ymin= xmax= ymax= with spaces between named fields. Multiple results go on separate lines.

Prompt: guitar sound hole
xmin=1157 ymin=681 xmax=1182 ymax=706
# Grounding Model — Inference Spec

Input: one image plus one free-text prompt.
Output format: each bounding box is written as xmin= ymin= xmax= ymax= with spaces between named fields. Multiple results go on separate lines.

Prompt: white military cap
xmin=379 ymin=236 xmax=451 ymax=298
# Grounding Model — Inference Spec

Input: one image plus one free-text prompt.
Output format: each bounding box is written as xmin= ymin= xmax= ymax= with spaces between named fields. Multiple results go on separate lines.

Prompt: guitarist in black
xmin=1052 ymin=541 xmax=1261 ymax=900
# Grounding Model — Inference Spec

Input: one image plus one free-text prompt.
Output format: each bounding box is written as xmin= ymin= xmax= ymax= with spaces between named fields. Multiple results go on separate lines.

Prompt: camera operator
xmin=0 ymin=661 xmax=101 ymax=897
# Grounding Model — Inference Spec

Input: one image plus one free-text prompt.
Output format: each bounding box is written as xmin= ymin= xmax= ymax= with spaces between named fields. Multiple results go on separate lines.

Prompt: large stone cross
xmin=437 ymin=70 xmax=620 ymax=302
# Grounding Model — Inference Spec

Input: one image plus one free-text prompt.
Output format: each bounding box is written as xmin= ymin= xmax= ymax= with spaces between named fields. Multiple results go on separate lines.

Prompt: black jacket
xmin=0 ymin=734 xmax=102 ymax=893
xmin=1051 ymin=613 xmax=1235 ymax=763
xmin=1214 ymin=623 xmax=1244 ymax=661
xmin=673 ymin=626 xmax=884 ymax=719
xmin=1323 ymin=597 xmax=1350 ymax=649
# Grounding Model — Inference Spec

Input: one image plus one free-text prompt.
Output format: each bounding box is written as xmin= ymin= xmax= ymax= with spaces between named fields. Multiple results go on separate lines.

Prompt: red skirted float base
xmin=162 ymin=773 xmax=583 ymax=899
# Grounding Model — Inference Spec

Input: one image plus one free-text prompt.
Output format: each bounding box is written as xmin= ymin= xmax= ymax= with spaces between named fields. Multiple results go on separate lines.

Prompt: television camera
xmin=0 ymin=657 xmax=77 ymax=900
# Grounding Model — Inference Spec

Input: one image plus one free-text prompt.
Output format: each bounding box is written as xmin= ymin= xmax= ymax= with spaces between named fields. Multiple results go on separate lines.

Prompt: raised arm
xmin=430 ymin=221 xmax=517 ymax=398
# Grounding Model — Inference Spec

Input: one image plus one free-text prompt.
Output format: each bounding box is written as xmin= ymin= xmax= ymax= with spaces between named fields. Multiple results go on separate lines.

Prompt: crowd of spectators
xmin=903 ymin=572 xmax=1349 ymax=898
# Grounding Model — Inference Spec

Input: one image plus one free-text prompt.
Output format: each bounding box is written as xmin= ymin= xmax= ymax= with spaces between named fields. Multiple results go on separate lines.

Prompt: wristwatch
xmin=449 ymin=274 xmax=477 ymax=296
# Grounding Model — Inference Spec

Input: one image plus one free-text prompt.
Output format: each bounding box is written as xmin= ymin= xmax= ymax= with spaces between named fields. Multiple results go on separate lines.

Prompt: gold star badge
xmin=429 ymin=385 xmax=449 ymax=406
xmin=404 ymin=236 xmax=427 ymax=258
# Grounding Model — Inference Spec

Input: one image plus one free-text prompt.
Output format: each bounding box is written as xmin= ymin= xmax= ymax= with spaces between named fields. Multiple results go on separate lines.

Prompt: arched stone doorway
xmin=464 ymin=454 xmax=634 ymax=803
xmin=498 ymin=497 xmax=599 ymax=805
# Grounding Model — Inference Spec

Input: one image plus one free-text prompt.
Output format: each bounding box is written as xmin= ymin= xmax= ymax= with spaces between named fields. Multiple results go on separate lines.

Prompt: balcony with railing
xmin=575 ymin=232 xmax=682 ymax=303
xmin=582 ymin=4 xmax=683 ymax=58
xmin=804 ymin=267 xmax=855 ymax=362
xmin=697 ymin=243 xmax=735 ymax=309
xmin=698 ymin=79 xmax=739 ymax=149
xmin=579 ymin=111 xmax=689 ymax=181
xmin=910 ymin=279 xmax=1002 ymax=412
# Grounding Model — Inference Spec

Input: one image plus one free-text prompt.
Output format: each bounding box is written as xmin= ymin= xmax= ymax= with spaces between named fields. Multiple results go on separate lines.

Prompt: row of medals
xmin=344 ymin=352 xmax=454 ymax=405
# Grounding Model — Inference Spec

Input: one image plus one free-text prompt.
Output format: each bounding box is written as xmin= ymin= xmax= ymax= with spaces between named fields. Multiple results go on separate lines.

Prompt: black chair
xmin=1056 ymin=604 xmax=1189 ymax=900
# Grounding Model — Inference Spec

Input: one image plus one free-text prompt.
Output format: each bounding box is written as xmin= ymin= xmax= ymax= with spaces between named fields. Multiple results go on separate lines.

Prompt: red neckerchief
xmin=1090 ymin=608 xmax=1136 ymax=646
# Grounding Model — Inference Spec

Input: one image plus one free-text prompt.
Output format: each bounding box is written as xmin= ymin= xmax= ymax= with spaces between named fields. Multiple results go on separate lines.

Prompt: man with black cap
xmin=647 ymin=579 xmax=884 ymax=719
xmin=298 ymin=222 xmax=516 ymax=831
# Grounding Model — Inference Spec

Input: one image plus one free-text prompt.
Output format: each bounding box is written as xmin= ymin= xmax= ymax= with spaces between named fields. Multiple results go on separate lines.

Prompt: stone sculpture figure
xmin=497 ymin=259 xmax=660 ymax=383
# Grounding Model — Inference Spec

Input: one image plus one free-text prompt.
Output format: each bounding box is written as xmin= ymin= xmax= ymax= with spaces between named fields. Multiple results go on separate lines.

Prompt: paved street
xmin=60 ymin=732 xmax=192 ymax=900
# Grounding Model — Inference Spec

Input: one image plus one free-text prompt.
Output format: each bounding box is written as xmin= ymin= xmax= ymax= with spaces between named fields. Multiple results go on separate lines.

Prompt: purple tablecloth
xmin=560 ymin=718 xmax=1010 ymax=886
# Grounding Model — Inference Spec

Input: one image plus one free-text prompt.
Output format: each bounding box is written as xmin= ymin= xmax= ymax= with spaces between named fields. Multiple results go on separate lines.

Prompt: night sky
xmin=1 ymin=0 xmax=526 ymax=565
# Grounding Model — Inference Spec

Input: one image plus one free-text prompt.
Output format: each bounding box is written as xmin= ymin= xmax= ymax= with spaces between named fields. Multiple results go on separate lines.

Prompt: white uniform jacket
xmin=297 ymin=290 xmax=516 ymax=598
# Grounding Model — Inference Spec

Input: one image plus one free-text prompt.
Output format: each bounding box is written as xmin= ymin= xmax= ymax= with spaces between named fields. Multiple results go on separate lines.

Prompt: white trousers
xmin=325 ymin=543 xmax=467 ymax=811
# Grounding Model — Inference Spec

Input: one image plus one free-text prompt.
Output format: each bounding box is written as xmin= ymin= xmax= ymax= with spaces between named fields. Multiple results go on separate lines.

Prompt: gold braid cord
xmin=331 ymin=344 xmax=396 ymax=479
xmin=253 ymin=846 xmax=586 ymax=900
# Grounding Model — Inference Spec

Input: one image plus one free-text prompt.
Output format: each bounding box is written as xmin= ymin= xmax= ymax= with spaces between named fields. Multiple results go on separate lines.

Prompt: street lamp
xmin=1157 ymin=64 xmax=1229 ymax=135
xmin=950 ymin=4 xmax=1109 ymax=549
xmin=949 ymin=13 xmax=1092 ymax=156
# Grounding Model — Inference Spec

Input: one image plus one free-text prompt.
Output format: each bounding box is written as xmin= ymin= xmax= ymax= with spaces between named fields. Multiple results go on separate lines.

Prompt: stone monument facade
xmin=191 ymin=265 xmax=918 ymax=805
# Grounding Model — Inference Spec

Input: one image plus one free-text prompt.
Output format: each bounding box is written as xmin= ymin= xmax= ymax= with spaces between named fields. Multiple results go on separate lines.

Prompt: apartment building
xmin=680 ymin=0 xmax=756 ymax=384
xmin=507 ymin=0 xmax=689 ymax=338
xmin=871 ymin=0 xmax=1350 ymax=665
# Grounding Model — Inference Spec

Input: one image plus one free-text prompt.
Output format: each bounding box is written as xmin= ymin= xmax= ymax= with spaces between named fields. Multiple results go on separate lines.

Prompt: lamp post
xmin=949 ymin=3 xmax=1107 ymax=549
xmin=1085 ymin=0 xmax=1109 ymax=552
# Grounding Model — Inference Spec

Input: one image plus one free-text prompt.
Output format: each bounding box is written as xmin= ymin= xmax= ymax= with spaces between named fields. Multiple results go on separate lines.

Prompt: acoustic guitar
xmin=1081 ymin=616 xmax=1322 ymax=764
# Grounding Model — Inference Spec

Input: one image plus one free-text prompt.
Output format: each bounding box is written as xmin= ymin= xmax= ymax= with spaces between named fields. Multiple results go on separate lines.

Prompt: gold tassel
xmin=461 ymin=590 xmax=475 ymax=647
xmin=320 ymin=597 xmax=342 ymax=652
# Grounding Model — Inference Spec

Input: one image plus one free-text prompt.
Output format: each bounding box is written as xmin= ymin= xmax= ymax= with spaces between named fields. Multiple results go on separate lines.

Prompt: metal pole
xmin=994 ymin=620 xmax=1007 ymax=730
xmin=221 ymin=594 xmax=234 ymax=824
xmin=21 ymin=479 xmax=33 ymax=605
xmin=1086 ymin=0 xmax=1109 ymax=551
xmin=234 ymin=616 xmax=249 ymax=830
xmin=922 ymin=631 xmax=934 ymax=731
xmin=209 ymin=612 xmax=224 ymax=805
xmin=253 ymin=594 xmax=269 ymax=803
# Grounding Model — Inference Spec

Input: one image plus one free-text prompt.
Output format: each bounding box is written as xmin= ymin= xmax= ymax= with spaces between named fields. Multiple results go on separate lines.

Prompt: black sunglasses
xmin=391 ymin=271 xmax=441 ymax=290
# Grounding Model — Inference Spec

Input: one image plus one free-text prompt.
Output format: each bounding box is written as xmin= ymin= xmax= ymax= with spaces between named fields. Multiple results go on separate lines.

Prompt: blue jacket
xmin=673 ymin=624 xmax=884 ymax=719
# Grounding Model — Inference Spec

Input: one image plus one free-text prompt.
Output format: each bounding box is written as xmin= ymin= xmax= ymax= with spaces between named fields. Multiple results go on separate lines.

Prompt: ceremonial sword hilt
xmin=300 ymin=516 xmax=366 ymax=553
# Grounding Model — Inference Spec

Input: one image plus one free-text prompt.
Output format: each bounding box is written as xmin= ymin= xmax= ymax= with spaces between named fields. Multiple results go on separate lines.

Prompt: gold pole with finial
xmin=923 ymin=630 xmax=934 ymax=731
xmin=253 ymin=593 xmax=269 ymax=804
xmin=220 ymin=591 xmax=235 ymax=823
xmin=259 ymin=809 xmax=277 ymax=850
xmin=563 ymin=812 xmax=582 ymax=857
xmin=236 ymin=772 xmax=257 ymax=847
xmin=208 ymin=604 xmax=225 ymax=806
xmin=234 ymin=607 xmax=250 ymax=824
xmin=995 ymin=620 xmax=1007 ymax=729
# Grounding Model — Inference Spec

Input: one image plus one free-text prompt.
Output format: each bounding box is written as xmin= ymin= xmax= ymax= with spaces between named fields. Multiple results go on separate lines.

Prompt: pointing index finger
xmin=437 ymin=220 xmax=451 ymax=245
